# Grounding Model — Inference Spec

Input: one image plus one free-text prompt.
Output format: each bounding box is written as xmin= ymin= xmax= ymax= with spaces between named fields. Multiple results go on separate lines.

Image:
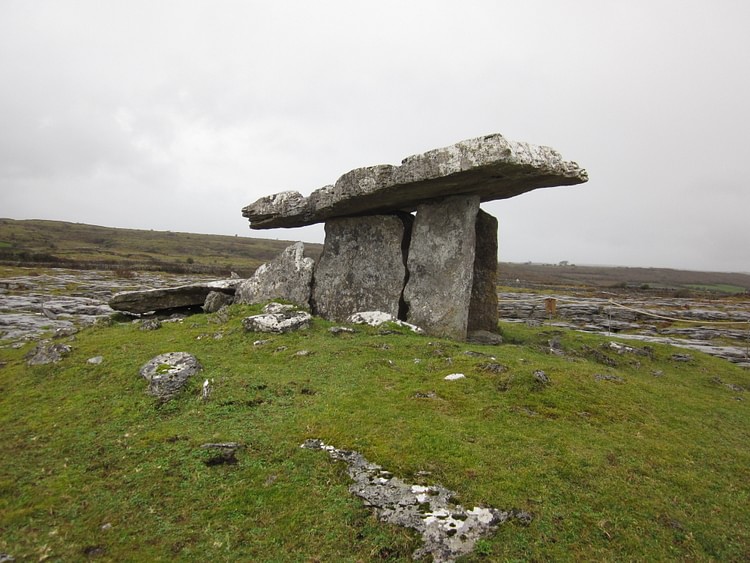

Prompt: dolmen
xmin=240 ymin=133 xmax=587 ymax=340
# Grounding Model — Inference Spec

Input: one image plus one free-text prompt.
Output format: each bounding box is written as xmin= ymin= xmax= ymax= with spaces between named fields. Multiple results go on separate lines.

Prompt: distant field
xmin=1 ymin=219 xmax=748 ymax=294
xmin=0 ymin=219 xmax=323 ymax=277
xmin=499 ymin=262 xmax=750 ymax=295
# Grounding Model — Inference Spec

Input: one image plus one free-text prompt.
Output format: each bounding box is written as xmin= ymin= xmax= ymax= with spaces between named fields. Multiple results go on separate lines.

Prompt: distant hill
xmin=1 ymin=219 xmax=748 ymax=293
xmin=498 ymin=262 xmax=750 ymax=294
xmin=0 ymin=218 xmax=323 ymax=277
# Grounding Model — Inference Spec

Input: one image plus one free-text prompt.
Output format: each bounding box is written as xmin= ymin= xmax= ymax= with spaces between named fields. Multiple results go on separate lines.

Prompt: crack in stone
xmin=301 ymin=439 xmax=531 ymax=562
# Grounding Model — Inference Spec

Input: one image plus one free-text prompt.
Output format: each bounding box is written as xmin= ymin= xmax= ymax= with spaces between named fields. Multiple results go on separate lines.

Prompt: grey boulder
xmin=235 ymin=242 xmax=315 ymax=308
xmin=26 ymin=342 xmax=72 ymax=366
xmin=203 ymin=290 xmax=234 ymax=313
xmin=139 ymin=352 xmax=202 ymax=400
xmin=242 ymin=307 xmax=312 ymax=333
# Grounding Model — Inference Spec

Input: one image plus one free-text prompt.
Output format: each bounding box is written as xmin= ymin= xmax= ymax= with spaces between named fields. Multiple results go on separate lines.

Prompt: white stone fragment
xmin=444 ymin=373 xmax=466 ymax=381
xmin=467 ymin=507 xmax=495 ymax=524
xmin=346 ymin=311 xmax=424 ymax=333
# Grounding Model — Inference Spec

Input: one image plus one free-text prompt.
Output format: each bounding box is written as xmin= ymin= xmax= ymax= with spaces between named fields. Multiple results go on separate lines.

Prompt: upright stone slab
xmin=311 ymin=214 xmax=412 ymax=321
xmin=235 ymin=242 xmax=315 ymax=308
xmin=403 ymin=196 xmax=480 ymax=339
xmin=468 ymin=210 xmax=499 ymax=333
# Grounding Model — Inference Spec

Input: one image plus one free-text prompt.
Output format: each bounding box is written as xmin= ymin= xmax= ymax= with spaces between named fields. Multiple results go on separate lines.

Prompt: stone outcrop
xmin=26 ymin=341 xmax=72 ymax=366
xmin=109 ymin=280 xmax=238 ymax=315
xmin=203 ymin=290 xmax=234 ymax=313
xmin=139 ymin=352 xmax=202 ymax=400
xmin=235 ymin=242 xmax=315 ymax=308
xmin=311 ymin=215 xmax=411 ymax=321
xmin=346 ymin=311 xmax=423 ymax=333
xmin=302 ymin=439 xmax=531 ymax=562
xmin=243 ymin=133 xmax=587 ymax=229
xmin=242 ymin=303 xmax=312 ymax=333
xmin=403 ymin=196 xmax=480 ymax=340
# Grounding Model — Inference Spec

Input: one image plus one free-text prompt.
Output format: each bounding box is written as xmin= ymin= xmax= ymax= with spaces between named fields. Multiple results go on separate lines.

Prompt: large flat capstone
xmin=243 ymin=133 xmax=587 ymax=229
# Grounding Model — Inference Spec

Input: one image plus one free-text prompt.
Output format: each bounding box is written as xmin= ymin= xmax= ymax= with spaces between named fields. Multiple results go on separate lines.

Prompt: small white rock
xmin=87 ymin=356 xmax=104 ymax=365
xmin=444 ymin=373 xmax=465 ymax=381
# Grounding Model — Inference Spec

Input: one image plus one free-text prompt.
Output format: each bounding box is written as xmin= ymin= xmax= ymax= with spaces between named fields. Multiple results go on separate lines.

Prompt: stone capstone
xmin=235 ymin=242 xmax=315 ymax=308
xmin=109 ymin=280 xmax=239 ymax=315
xmin=243 ymin=133 xmax=587 ymax=229
xmin=311 ymin=214 xmax=411 ymax=321
xmin=301 ymin=439 xmax=531 ymax=563
xmin=139 ymin=352 xmax=202 ymax=400
xmin=403 ymin=196 xmax=480 ymax=340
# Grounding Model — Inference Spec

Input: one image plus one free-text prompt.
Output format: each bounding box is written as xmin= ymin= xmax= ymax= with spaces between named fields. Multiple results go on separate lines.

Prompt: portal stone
xmin=311 ymin=214 xmax=411 ymax=321
xmin=468 ymin=210 xmax=499 ymax=333
xmin=403 ymin=196 xmax=480 ymax=340
xmin=235 ymin=242 xmax=315 ymax=308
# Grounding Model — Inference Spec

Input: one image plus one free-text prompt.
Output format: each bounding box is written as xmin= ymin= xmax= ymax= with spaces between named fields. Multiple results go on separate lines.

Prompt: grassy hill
xmin=1 ymin=304 xmax=748 ymax=561
xmin=0 ymin=219 xmax=323 ymax=277
xmin=499 ymin=263 xmax=750 ymax=295
xmin=2 ymin=219 xmax=749 ymax=295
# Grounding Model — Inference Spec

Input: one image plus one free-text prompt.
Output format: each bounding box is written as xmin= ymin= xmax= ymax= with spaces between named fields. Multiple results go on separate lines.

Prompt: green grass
xmin=0 ymin=218 xmax=323 ymax=277
xmin=1 ymin=308 xmax=749 ymax=561
xmin=685 ymin=283 xmax=748 ymax=295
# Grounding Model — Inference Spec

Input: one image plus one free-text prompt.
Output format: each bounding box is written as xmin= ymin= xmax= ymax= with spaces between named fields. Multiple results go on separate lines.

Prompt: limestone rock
xmin=139 ymin=352 xmax=202 ymax=400
xmin=25 ymin=341 xmax=72 ymax=366
xmin=243 ymin=133 xmax=588 ymax=229
xmin=301 ymin=439 xmax=529 ymax=562
xmin=139 ymin=318 xmax=162 ymax=331
xmin=346 ymin=311 xmax=423 ymax=333
xmin=403 ymin=196 xmax=480 ymax=340
xmin=203 ymin=290 xmax=234 ymax=313
xmin=467 ymin=210 xmax=499 ymax=333
xmin=311 ymin=215 xmax=411 ymax=320
xmin=467 ymin=330 xmax=503 ymax=345
xmin=109 ymin=280 xmax=239 ymax=314
xmin=235 ymin=242 xmax=315 ymax=308
xmin=242 ymin=309 xmax=312 ymax=333
xmin=262 ymin=302 xmax=297 ymax=314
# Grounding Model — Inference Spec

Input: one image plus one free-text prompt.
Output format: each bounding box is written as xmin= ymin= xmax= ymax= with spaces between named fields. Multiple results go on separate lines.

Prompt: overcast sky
xmin=1 ymin=1 xmax=748 ymax=272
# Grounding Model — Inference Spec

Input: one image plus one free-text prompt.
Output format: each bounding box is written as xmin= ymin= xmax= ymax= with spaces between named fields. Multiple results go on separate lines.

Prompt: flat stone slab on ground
xmin=243 ymin=133 xmax=587 ymax=229
xmin=110 ymin=280 xmax=239 ymax=314
xmin=301 ymin=439 xmax=531 ymax=562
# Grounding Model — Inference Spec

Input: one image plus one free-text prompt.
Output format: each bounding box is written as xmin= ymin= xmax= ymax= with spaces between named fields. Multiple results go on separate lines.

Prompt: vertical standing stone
xmin=235 ymin=242 xmax=316 ymax=308
xmin=403 ymin=195 xmax=480 ymax=340
xmin=468 ymin=210 xmax=499 ymax=333
xmin=311 ymin=214 xmax=412 ymax=321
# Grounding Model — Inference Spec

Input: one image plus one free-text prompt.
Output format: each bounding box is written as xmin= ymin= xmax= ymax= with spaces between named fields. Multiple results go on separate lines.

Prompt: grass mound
xmin=1 ymin=306 xmax=749 ymax=561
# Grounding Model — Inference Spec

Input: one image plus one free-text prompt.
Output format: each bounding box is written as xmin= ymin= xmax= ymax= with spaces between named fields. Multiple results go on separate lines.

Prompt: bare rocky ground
xmin=1 ymin=267 xmax=748 ymax=368
xmin=0 ymin=268 xmax=216 ymax=343
xmin=500 ymin=291 xmax=750 ymax=368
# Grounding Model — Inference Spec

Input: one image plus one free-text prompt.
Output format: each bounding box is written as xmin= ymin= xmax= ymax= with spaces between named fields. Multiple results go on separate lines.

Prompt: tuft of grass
xmin=1 ymin=307 xmax=749 ymax=561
